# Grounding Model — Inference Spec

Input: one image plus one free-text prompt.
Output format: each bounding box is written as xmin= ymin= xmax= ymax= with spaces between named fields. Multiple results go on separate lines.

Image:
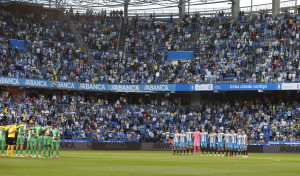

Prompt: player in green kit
xmin=25 ymin=122 xmax=35 ymax=158
xmin=51 ymin=124 xmax=60 ymax=159
xmin=43 ymin=121 xmax=52 ymax=158
xmin=15 ymin=121 xmax=26 ymax=157
xmin=32 ymin=122 xmax=45 ymax=158
xmin=0 ymin=122 xmax=7 ymax=156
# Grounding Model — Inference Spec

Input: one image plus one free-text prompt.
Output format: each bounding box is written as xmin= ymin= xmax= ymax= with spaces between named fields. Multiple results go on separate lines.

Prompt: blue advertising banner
xmin=175 ymin=84 xmax=195 ymax=91
xmin=167 ymin=51 xmax=194 ymax=60
xmin=0 ymin=77 xmax=195 ymax=92
xmin=0 ymin=76 xmax=299 ymax=92
xmin=213 ymin=83 xmax=281 ymax=91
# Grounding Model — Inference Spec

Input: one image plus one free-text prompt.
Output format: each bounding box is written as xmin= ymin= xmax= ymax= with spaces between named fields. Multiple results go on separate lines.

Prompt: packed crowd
xmin=1 ymin=9 xmax=300 ymax=84
xmin=0 ymin=12 xmax=91 ymax=81
xmin=70 ymin=11 xmax=121 ymax=53
xmin=123 ymin=11 xmax=300 ymax=83
xmin=0 ymin=91 xmax=299 ymax=143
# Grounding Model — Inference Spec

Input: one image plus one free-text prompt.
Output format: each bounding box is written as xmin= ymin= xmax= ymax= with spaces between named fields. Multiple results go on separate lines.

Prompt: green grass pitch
xmin=0 ymin=151 xmax=300 ymax=176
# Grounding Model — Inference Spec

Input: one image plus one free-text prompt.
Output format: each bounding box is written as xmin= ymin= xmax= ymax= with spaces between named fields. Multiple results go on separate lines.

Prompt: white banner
xmin=281 ymin=83 xmax=300 ymax=90
xmin=194 ymin=84 xmax=213 ymax=91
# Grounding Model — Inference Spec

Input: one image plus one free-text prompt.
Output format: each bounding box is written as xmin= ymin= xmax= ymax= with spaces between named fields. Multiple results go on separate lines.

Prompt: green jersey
xmin=0 ymin=128 xmax=6 ymax=139
xmin=44 ymin=126 xmax=52 ymax=138
xmin=34 ymin=126 xmax=43 ymax=138
xmin=52 ymin=129 xmax=60 ymax=141
xmin=27 ymin=128 xmax=35 ymax=139
xmin=17 ymin=126 xmax=25 ymax=136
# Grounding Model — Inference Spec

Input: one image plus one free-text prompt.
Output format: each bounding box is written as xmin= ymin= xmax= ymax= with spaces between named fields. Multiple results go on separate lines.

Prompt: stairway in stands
xmin=64 ymin=13 xmax=94 ymax=62
xmin=117 ymin=22 xmax=128 ymax=52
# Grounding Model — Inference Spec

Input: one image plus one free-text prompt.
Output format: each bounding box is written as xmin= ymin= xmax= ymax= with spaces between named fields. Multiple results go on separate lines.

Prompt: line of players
xmin=172 ymin=128 xmax=248 ymax=157
xmin=0 ymin=121 xmax=61 ymax=159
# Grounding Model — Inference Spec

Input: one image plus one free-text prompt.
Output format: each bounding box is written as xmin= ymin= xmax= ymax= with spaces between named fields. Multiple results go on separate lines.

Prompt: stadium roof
xmin=0 ymin=0 xmax=297 ymax=15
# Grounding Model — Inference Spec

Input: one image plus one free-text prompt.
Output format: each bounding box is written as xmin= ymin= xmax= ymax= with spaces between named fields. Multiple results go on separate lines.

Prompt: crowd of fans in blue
xmin=0 ymin=8 xmax=300 ymax=143
xmin=1 ymin=9 xmax=300 ymax=84
xmin=0 ymin=91 xmax=299 ymax=143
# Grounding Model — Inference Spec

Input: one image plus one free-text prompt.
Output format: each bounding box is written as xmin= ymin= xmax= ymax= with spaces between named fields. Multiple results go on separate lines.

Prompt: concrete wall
xmin=232 ymin=0 xmax=240 ymax=20
xmin=190 ymin=93 xmax=201 ymax=106
xmin=272 ymin=0 xmax=280 ymax=17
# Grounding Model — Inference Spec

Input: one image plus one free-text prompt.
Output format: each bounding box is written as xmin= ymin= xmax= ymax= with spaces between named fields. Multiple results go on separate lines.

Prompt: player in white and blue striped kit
xmin=224 ymin=130 xmax=231 ymax=157
xmin=185 ymin=128 xmax=193 ymax=155
xmin=217 ymin=130 xmax=225 ymax=156
xmin=242 ymin=131 xmax=248 ymax=157
xmin=179 ymin=130 xmax=186 ymax=155
xmin=230 ymin=130 xmax=238 ymax=157
xmin=200 ymin=129 xmax=208 ymax=156
xmin=209 ymin=131 xmax=217 ymax=156
xmin=237 ymin=131 xmax=243 ymax=157
xmin=172 ymin=130 xmax=180 ymax=155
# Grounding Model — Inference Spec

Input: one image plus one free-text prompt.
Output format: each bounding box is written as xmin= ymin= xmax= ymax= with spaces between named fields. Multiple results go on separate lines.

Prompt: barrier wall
xmin=91 ymin=142 xmax=142 ymax=150
xmin=263 ymin=146 xmax=300 ymax=153
xmin=248 ymin=145 xmax=263 ymax=153
xmin=58 ymin=142 xmax=300 ymax=154
xmin=60 ymin=142 xmax=92 ymax=150
xmin=141 ymin=143 xmax=173 ymax=151
xmin=60 ymin=142 xmax=171 ymax=151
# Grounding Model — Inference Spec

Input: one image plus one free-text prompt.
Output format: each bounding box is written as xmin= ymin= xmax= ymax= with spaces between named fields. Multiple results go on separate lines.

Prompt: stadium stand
xmin=0 ymin=90 xmax=299 ymax=143
xmin=0 ymin=4 xmax=300 ymax=144
xmin=0 ymin=9 xmax=300 ymax=84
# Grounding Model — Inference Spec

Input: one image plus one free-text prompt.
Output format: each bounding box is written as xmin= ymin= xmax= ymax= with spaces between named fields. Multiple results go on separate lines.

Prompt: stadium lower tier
xmin=0 ymin=86 xmax=299 ymax=143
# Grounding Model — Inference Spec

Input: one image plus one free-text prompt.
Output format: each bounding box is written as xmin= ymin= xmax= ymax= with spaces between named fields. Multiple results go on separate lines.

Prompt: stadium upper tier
xmin=0 ymin=10 xmax=300 ymax=84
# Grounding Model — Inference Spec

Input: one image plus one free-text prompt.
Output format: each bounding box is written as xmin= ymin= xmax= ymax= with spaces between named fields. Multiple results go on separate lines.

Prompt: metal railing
xmin=64 ymin=12 xmax=94 ymax=62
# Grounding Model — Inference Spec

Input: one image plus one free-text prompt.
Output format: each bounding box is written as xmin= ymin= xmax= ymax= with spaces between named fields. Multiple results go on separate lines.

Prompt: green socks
xmin=30 ymin=148 xmax=33 ymax=155
xmin=20 ymin=149 xmax=23 ymax=155
xmin=56 ymin=148 xmax=59 ymax=157
xmin=43 ymin=146 xmax=46 ymax=157
xmin=48 ymin=147 xmax=51 ymax=157
xmin=34 ymin=147 xmax=36 ymax=155
xmin=1 ymin=147 xmax=4 ymax=154
xmin=26 ymin=147 xmax=29 ymax=155
xmin=39 ymin=147 xmax=41 ymax=155
xmin=16 ymin=149 xmax=18 ymax=155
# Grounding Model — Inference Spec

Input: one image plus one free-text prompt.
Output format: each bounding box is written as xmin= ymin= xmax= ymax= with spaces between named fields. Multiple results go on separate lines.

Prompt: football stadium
xmin=0 ymin=0 xmax=300 ymax=175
